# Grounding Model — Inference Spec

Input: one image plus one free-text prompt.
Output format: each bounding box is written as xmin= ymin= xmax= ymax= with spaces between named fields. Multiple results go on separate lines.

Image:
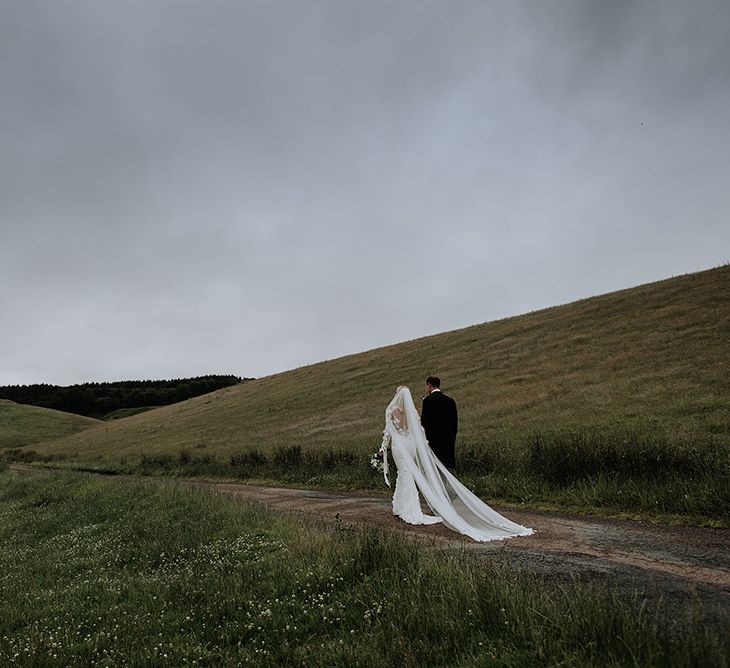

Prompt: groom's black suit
xmin=421 ymin=390 xmax=458 ymax=469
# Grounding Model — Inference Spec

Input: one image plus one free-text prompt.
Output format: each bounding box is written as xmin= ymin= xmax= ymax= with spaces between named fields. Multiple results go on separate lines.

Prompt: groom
xmin=420 ymin=376 xmax=458 ymax=469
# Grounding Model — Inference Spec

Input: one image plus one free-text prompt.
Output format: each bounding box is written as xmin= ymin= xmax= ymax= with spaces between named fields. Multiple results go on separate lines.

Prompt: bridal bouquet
xmin=370 ymin=449 xmax=385 ymax=472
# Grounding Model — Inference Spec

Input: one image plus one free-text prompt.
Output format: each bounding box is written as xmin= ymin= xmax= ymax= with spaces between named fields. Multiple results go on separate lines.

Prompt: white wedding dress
xmin=379 ymin=386 xmax=533 ymax=542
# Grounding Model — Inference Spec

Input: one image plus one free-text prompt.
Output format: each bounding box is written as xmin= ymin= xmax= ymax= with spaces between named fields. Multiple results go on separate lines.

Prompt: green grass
xmin=0 ymin=400 xmax=98 ymax=449
xmin=0 ymin=471 xmax=726 ymax=667
xmin=8 ymin=265 xmax=730 ymax=523
xmin=24 ymin=437 xmax=720 ymax=525
xmin=102 ymin=406 xmax=156 ymax=421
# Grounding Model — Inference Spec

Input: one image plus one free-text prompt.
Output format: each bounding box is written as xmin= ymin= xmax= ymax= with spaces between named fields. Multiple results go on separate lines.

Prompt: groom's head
xmin=426 ymin=376 xmax=441 ymax=393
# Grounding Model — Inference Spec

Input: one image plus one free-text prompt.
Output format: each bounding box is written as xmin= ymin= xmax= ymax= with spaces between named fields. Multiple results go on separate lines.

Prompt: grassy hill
xmin=0 ymin=400 xmax=99 ymax=449
xmin=16 ymin=265 xmax=730 ymax=522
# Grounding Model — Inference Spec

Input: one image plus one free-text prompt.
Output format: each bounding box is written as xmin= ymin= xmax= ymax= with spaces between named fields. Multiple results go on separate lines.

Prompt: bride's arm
xmin=380 ymin=429 xmax=391 ymax=487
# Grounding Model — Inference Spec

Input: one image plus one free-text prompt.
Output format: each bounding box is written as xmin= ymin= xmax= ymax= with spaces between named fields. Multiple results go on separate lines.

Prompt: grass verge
xmin=0 ymin=471 xmax=727 ymax=667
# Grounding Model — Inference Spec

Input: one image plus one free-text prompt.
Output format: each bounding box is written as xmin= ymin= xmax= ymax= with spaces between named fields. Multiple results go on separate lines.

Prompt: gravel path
xmin=181 ymin=480 xmax=730 ymax=586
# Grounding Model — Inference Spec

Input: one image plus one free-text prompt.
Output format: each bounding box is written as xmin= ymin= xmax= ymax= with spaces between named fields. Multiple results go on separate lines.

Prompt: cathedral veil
xmin=380 ymin=386 xmax=533 ymax=542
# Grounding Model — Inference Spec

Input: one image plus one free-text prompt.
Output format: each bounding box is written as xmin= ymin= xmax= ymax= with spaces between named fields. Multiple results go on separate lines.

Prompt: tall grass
xmin=135 ymin=444 xmax=376 ymax=489
xmin=523 ymin=432 xmax=720 ymax=483
xmin=0 ymin=471 xmax=726 ymax=667
xmin=28 ymin=428 xmax=722 ymax=523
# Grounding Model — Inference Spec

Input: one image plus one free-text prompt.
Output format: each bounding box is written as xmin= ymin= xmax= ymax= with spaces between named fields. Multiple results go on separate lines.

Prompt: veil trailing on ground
xmin=379 ymin=386 xmax=533 ymax=542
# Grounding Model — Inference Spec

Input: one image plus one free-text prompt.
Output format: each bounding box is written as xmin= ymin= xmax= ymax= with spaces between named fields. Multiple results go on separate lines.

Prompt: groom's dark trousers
xmin=421 ymin=391 xmax=458 ymax=469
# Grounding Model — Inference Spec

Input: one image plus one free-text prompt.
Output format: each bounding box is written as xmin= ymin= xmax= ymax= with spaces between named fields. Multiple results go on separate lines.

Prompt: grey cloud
xmin=1 ymin=0 xmax=729 ymax=384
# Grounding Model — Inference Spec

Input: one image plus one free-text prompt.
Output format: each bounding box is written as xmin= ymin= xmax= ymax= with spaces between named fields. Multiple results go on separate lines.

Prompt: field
xmin=1 ymin=469 xmax=727 ymax=667
xmin=0 ymin=400 xmax=97 ymax=449
xmin=9 ymin=266 xmax=728 ymax=524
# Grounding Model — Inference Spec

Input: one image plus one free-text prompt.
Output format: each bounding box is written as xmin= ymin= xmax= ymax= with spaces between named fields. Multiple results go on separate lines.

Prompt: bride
xmin=379 ymin=386 xmax=533 ymax=542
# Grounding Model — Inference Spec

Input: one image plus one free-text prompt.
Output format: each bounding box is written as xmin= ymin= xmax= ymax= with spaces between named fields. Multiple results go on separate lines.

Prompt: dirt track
xmin=8 ymin=465 xmax=730 ymax=620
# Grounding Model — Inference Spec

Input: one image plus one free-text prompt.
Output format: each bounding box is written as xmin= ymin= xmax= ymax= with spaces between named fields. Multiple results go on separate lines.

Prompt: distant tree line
xmin=0 ymin=375 xmax=249 ymax=418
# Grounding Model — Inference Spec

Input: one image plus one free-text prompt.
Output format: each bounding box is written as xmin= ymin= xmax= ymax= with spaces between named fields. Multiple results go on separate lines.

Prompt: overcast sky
xmin=1 ymin=1 xmax=729 ymax=386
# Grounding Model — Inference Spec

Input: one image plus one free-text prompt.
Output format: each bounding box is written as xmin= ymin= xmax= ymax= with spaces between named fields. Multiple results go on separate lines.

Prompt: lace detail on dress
xmin=386 ymin=405 xmax=408 ymax=434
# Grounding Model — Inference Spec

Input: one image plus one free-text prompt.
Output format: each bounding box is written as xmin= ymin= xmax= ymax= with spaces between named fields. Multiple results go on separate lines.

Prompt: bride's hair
xmin=426 ymin=376 xmax=441 ymax=388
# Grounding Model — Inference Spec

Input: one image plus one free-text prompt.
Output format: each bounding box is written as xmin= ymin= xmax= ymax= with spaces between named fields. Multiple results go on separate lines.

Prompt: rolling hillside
xmin=26 ymin=266 xmax=729 ymax=468
xmin=0 ymin=400 xmax=99 ymax=449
